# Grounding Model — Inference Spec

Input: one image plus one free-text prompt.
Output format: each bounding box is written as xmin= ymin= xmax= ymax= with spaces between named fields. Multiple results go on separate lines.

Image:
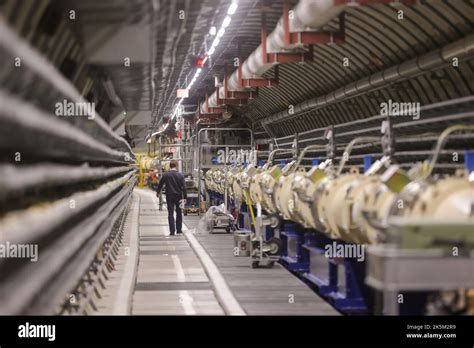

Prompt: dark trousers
xmin=166 ymin=194 xmax=182 ymax=235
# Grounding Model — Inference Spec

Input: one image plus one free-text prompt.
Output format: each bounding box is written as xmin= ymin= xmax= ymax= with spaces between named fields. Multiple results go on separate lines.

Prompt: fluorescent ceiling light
xmin=212 ymin=38 xmax=220 ymax=48
xmin=222 ymin=16 xmax=231 ymax=28
xmin=227 ymin=2 xmax=238 ymax=15
xmin=208 ymin=46 xmax=216 ymax=55
xmin=209 ymin=26 xmax=217 ymax=36
xmin=217 ymin=27 xmax=225 ymax=38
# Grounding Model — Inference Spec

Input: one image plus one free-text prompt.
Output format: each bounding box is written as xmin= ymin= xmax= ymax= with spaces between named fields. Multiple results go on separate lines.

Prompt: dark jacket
xmin=156 ymin=169 xmax=187 ymax=199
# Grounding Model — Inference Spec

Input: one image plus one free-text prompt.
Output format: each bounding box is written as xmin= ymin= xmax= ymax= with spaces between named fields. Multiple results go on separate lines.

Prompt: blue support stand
xmin=326 ymin=256 xmax=367 ymax=313
xmin=279 ymin=223 xmax=309 ymax=272
xmin=301 ymin=232 xmax=335 ymax=295
xmin=317 ymin=154 xmax=371 ymax=312
xmin=363 ymin=155 xmax=373 ymax=172
xmin=239 ymin=201 xmax=249 ymax=230
xmin=264 ymin=225 xmax=273 ymax=241
xmin=465 ymin=151 xmax=474 ymax=172
xmin=300 ymin=231 xmax=367 ymax=313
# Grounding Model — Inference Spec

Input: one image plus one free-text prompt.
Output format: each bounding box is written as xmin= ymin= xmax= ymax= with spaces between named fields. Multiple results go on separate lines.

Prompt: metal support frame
xmin=299 ymin=230 xmax=367 ymax=313
xmin=325 ymin=126 xmax=336 ymax=161
xmin=205 ymin=94 xmax=225 ymax=114
xmin=197 ymin=127 xmax=254 ymax=215
xmin=221 ymin=69 xmax=260 ymax=100
xmin=381 ymin=118 xmax=395 ymax=157
xmin=283 ymin=0 xmax=345 ymax=47
xmin=236 ymin=17 xmax=280 ymax=89
xmin=226 ymin=90 xmax=258 ymax=99
xmin=366 ymin=245 xmax=474 ymax=315
xmin=251 ymin=202 xmax=281 ymax=268
xmin=273 ymin=148 xmax=373 ymax=313
xmin=262 ymin=10 xmax=314 ymax=65
xmin=240 ymin=77 xmax=279 ymax=88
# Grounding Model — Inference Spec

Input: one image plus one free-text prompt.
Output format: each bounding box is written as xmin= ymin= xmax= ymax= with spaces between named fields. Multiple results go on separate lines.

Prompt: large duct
xmin=261 ymin=33 xmax=474 ymax=128
xmin=201 ymin=0 xmax=347 ymax=111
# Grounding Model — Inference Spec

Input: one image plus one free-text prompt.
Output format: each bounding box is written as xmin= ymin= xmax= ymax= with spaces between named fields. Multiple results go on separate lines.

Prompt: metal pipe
xmin=0 ymin=173 xmax=135 ymax=314
xmin=0 ymin=18 xmax=133 ymax=155
xmin=267 ymin=148 xmax=294 ymax=164
xmin=262 ymin=34 xmax=474 ymax=128
xmin=423 ymin=124 xmax=474 ymax=178
xmin=336 ymin=136 xmax=380 ymax=175
xmin=294 ymin=144 xmax=326 ymax=168
xmin=0 ymin=164 xmax=132 ymax=200
xmin=0 ymin=91 xmax=133 ymax=165
xmin=202 ymin=0 xmax=347 ymax=110
xmin=101 ymin=78 xmax=124 ymax=107
xmin=270 ymin=97 xmax=474 ymax=147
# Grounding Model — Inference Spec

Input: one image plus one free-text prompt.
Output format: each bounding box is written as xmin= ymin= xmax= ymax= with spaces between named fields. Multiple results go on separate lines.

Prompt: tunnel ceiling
xmin=1 ymin=0 xmax=472 ymax=146
xmin=255 ymin=1 xmax=474 ymax=138
xmin=193 ymin=0 xmax=474 ymax=139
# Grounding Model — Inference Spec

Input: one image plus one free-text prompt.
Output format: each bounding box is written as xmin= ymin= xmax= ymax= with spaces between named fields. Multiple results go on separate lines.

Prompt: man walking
xmin=156 ymin=160 xmax=187 ymax=236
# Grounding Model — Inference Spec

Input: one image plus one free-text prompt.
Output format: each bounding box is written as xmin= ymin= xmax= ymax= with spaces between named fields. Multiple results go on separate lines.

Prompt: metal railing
xmin=197 ymin=127 xmax=254 ymax=214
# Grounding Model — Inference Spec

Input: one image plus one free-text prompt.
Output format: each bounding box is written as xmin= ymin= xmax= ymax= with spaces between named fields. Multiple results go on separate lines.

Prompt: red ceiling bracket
xmin=226 ymin=90 xmax=258 ymax=99
xmin=215 ymin=85 xmax=249 ymax=106
xmin=223 ymin=65 xmax=228 ymax=98
xmin=283 ymin=1 xmax=346 ymax=47
xmin=334 ymin=0 xmax=416 ymax=5
xmin=199 ymin=96 xmax=224 ymax=118
xmin=207 ymin=107 xmax=226 ymax=114
xmin=261 ymin=11 xmax=268 ymax=65
xmin=240 ymin=78 xmax=279 ymax=88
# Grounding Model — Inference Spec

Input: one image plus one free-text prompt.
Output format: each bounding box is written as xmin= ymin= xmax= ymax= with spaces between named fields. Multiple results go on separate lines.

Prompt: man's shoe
xmin=176 ymin=231 xmax=183 ymax=235
xmin=169 ymin=233 xmax=175 ymax=236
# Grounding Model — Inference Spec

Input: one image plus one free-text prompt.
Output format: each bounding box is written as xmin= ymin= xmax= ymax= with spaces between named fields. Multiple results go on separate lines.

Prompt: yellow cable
xmin=244 ymin=189 xmax=256 ymax=227
xmin=138 ymin=154 xmax=144 ymax=188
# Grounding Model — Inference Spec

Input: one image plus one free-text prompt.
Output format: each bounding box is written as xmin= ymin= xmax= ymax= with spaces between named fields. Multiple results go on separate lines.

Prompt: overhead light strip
xmin=163 ymin=0 xmax=239 ymax=132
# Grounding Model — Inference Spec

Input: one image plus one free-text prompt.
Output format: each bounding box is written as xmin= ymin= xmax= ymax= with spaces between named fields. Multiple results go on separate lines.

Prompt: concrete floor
xmin=132 ymin=190 xmax=224 ymax=315
xmin=95 ymin=188 xmax=340 ymax=315
xmin=191 ymin=231 xmax=339 ymax=315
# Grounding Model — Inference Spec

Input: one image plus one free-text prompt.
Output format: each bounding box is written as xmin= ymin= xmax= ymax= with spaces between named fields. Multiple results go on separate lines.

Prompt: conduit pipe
xmin=201 ymin=0 xmax=347 ymax=110
xmin=262 ymin=34 xmax=474 ymax=127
